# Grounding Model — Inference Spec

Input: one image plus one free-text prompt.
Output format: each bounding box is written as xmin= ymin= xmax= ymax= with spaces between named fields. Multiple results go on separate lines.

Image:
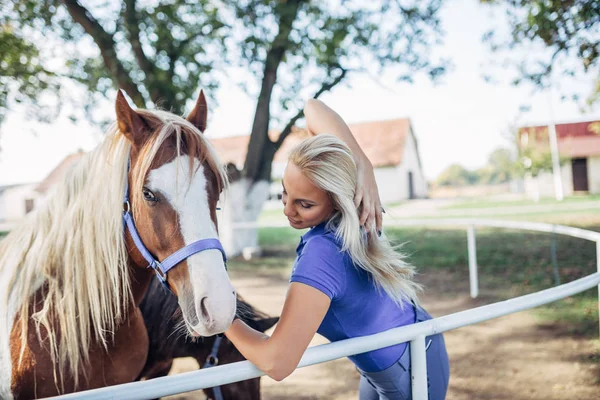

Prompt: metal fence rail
xmin=48 ymin=219 xmax=600 ymax=400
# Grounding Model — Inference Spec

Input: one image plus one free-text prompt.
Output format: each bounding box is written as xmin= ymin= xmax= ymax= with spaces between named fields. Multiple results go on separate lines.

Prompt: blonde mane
xmin=0 ymin=108 xmax=227 ymax=391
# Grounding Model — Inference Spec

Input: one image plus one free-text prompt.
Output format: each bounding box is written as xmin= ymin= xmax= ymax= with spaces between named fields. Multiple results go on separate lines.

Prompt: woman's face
xmin=282 ymin=162 xmax=335 ymax=230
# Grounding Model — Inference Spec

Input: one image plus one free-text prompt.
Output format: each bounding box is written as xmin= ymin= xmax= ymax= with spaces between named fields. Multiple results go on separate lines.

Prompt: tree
xmin=435 ymin=164 xmax=477 ymax=187
xmin=477 ymin=147 xmax=514 ymax=184
xmin=482 ymin=0 xmax=600 ymax=104
xmin=0 ymin=25 xmax=59 ymax=127
xmin=5 ymin=0 xmax=447 ymax=255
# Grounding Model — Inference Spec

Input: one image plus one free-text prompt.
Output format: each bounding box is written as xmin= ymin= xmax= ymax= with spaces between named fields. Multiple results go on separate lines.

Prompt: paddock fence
xmin=48 ymin=219 xmax=600 ymax=400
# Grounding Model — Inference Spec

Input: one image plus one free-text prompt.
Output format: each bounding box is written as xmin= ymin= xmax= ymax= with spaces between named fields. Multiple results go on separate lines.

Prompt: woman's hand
xmin=354 ymin=155 xmax=383 ymax=234
xmin=303 ymin=98 xmax=384 ymax=233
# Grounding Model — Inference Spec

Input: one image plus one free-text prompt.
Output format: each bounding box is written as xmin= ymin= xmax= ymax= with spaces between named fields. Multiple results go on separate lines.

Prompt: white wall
xmin=0 ymin=184 xmax=39 ymax=222
xmin=374 ymin=167 xmax=404 ymax=204
xmin=396 ymin=130 xmax=428 ymax=199
xmin=588 ymin=156 xmax=600 ymax=194
xmin=524 ymin=163 xmax=574 ymax=199
xmin=269 ymin=129 xmax=428 ymax=204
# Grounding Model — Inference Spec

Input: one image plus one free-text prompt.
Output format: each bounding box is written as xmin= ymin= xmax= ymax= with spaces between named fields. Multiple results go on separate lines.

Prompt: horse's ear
xmin=186 ymin=90 xmax=207 ymax=133
xmin=116 ymin=90 xmax=151 ymax=147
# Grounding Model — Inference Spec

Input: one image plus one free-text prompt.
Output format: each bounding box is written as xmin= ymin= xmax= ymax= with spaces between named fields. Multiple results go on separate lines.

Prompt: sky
xmin=1 ymin=0 xmax=600 ymax=187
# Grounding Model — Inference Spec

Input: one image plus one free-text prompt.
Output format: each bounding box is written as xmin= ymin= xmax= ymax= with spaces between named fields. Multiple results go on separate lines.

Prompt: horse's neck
xmin=128 ymin=262 xmax=154 ymax=306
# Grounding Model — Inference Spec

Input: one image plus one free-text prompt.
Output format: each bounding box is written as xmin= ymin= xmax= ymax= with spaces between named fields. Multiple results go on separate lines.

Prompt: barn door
xmin=571 ymin=158 xmax=589 ymax=192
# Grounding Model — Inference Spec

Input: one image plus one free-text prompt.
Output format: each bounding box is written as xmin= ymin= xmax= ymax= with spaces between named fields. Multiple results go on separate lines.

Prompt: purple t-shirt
xmin=290 ymin=222 xmax=416 ymax=372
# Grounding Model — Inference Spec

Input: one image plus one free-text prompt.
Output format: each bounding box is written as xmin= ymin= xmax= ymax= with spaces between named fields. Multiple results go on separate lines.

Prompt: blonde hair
xmin=288 ymin=134 xmax=421 ymax=306
xmin=0 ymin=109 xmax=227 ymax=392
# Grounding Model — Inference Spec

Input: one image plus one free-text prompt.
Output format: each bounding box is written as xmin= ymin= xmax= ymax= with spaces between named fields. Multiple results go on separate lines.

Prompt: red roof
xmin=518 ymin=120 xmax=600 ymax=157
xmin=209 ymin=118 xmax=411 ymax=168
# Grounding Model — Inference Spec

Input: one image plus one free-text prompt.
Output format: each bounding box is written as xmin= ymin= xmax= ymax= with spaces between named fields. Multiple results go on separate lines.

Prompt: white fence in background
xmin=48 ymin=219 xmax=600 ymax=400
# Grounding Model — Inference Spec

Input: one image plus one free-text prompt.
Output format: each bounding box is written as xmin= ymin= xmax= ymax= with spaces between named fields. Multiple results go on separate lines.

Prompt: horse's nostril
xmin=200 ymin=296 xmax=210 ymax=320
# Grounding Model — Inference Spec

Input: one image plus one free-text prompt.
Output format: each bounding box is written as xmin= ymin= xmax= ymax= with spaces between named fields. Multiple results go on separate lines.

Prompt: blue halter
xmin=122 ymin=159 xmax=227 ymax=290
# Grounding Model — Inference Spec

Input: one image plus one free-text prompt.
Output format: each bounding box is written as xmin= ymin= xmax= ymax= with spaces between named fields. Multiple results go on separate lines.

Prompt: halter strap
xmin=203 ymin=335 xmax=224 ymax=400
xmin=122 ymin=157 xmax=227 ymax=290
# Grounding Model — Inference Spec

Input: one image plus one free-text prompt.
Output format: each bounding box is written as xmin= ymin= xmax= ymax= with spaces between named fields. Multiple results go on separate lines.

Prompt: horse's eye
xmin=143 ymin=187 xmax=157 ymax=202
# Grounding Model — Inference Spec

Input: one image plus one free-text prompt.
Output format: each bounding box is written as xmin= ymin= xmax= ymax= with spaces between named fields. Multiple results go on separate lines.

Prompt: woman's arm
xmin=225 ymin=282 xmax=330 ymax=381
xmin=303 ymin=98 xmax=383 ymax=233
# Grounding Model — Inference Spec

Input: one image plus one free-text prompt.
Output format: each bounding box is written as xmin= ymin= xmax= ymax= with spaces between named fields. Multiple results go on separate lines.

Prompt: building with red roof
xmin=209 ymin=117 xmax=428 ymax=203
xmin=518 ymin=120 xmax=600 ymax=196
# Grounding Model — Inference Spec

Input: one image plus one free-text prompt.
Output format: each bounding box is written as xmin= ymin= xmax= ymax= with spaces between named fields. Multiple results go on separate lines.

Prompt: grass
xmin=234 ymin=224 xmax=600 ymax=338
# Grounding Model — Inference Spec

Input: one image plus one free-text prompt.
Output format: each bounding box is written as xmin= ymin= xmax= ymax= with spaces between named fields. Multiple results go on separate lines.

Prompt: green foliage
xmin=482 ymin=0 xmax=600 ymax=104
xmin=435 ymin=147 xmax=516 ymax=186
xmin=3 ymin=0 xmax=446 ymax=180
xmin=229 ymin=0 xmax=447 ymax=122
xmin=435 ymin=164 xmax=478 ymax=187
xmin=0 ymin=23 xmax=60 ymax=126
xmin=515 ymin=147 xmax=554 ymax=177
xmin=4 ymin=0 xmax=226 ymax=115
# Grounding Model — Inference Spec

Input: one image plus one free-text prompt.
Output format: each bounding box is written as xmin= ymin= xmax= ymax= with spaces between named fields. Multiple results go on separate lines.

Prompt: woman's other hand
xmin=303 ymin=98 xmax=384 ymax=234
xmin=354 ymin=155 xmax=383 ymax=234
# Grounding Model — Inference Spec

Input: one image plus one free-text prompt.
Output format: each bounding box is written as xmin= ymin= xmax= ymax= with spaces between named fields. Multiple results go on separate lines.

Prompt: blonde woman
xmin=225 ymin=99 xmax=449 ymax=399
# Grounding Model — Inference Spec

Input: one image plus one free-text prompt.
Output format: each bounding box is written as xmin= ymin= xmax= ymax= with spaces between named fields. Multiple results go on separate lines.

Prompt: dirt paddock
xmin=166 ymin=268 xmax=600 ymax=400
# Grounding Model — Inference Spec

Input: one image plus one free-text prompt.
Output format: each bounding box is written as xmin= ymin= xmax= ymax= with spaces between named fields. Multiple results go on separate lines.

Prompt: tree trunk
xmin=222 ymin=0 xmax=304 ymax=257
xmin=219 ymin=178 xmax=271 ymax=258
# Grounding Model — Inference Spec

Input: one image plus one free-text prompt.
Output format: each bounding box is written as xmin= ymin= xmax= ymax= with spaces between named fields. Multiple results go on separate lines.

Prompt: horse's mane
xmin=0 ymin=108 xmax=227 ymax=391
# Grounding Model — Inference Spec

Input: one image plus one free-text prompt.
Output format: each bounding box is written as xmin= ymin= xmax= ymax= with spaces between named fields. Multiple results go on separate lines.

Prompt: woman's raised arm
xmin=303 ymin=98 xmax=383 ymax=233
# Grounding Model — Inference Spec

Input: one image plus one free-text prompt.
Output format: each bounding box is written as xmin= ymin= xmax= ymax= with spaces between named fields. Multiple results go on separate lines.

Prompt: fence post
xmin=467 ymin=225 xmax=479 ymax=298
xmin=597 ymin=240 xmax=600 ymax=338
xmin=411 ymin=335 xmax=428 ymax=400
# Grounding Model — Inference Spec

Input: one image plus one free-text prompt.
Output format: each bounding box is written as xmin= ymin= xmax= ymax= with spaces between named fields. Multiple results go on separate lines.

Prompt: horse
xmin=0 ymin=89 xmax=237 ymax=398
xmin=139 ymin=277 xmax=279 ymax=399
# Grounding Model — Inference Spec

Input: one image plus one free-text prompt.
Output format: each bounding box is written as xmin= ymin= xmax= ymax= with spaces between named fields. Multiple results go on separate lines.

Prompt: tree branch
xmin=275 ymin=67 xmax=348 ymax=149
xmin=61 ymin=0 xmax=145 ymax=107
xmin=243 ymin=0 xmax=306 ymax=181
xmin=123 ymin=0 xmax=155 ymax=79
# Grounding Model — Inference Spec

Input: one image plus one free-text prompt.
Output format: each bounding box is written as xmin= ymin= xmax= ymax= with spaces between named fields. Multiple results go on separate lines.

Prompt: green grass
xmin=445 ymin=195 xmax=600 ymax=210
xmin=258 ymin=207 xmax=285 ymax=221
xmin=243 ymin=224 xmax=600 ymax=337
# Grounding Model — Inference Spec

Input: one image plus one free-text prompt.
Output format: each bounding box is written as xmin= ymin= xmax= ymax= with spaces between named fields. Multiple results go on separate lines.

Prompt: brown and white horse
xmin=0 ymin=90 xmax=236 ymax=398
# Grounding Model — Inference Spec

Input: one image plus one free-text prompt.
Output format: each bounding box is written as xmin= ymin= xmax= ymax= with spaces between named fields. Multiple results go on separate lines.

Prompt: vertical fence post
xmin=411 ymin=335 xmax=428 ymax=400
xmin=597 ymin=240 xmax=600 ymax=339
xmin=467 ymin=225 xmax=479 ymax=298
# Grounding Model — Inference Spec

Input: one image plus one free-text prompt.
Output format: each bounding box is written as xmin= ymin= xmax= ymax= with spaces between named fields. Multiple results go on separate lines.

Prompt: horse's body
xmin=0 ymin=90 xmax=236 ymax=398
xmin=139 ymin=277 xmax=279 ymax=399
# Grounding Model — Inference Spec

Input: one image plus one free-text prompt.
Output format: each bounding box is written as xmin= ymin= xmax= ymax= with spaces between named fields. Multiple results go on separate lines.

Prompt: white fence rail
xmin=48 ymin=219 xmax=600 ymax=400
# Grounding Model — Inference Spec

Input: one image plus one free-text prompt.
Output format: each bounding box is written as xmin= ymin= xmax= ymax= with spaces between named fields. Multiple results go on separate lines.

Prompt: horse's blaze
xmin=146 ymin=156 xmax=236 ymax=336
xmin=1 ymin=89 xmax=233 ymax=398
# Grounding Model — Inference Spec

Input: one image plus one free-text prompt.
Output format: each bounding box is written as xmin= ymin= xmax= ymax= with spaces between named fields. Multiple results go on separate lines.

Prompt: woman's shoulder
xmin=302 ymin=230 xmax=344 ymax=259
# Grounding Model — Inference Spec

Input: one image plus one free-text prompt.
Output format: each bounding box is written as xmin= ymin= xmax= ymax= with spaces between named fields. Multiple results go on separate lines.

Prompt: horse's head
xmin=116 ymin=90 xmax=235 ymax=336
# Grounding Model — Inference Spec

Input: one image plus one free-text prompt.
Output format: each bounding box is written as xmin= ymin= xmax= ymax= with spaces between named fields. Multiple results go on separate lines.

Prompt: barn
xmin=518 ymin=120 xmax=600 ymax=197
xmin=209 ymin=118 xmax=428 ymax=204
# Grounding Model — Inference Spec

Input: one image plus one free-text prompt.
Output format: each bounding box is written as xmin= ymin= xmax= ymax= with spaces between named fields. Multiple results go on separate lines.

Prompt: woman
xmin=225 ymin=99 xmax=450 ymax=399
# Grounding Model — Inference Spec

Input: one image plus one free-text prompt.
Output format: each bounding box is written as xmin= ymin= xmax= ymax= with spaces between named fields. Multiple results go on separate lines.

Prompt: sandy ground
xmin=165 ymin=268 xmax=600 ymax=400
